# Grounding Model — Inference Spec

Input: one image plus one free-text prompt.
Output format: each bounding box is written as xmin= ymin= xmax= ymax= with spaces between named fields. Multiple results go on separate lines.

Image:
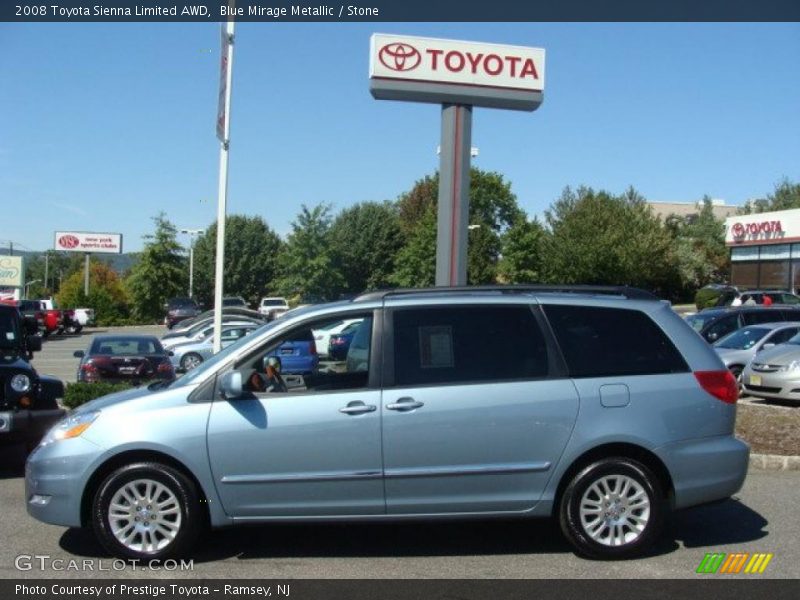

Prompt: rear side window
xmin=393 ymin=305 xmax=548 ymax=387
xmin=543 ymin=305 xmax=688 ymax=378
xmin=705 ymin=314 xmax=740 ymax=341
xmin=742 ymin=310 xmax=786 ymax=325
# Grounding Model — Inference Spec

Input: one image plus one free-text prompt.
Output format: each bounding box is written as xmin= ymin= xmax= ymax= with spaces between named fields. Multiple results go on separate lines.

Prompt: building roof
xmin=647 ymin=201 xmax=739 ymax=221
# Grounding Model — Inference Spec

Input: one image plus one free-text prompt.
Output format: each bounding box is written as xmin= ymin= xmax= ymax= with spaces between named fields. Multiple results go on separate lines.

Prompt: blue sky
xmin=1 ymin=22 xmax=799 ymax=253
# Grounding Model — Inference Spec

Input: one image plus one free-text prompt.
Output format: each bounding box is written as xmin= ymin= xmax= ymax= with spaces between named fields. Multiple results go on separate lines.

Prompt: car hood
xmin=71 ymin=385 xmax=156 ymax=416
xmin=714 ymin=347 xmax=753 ymax=366
xmin=0 ymin=353 xmax=32 ymax=370
xmin=750 ymin=344 xmax=800 ymax=366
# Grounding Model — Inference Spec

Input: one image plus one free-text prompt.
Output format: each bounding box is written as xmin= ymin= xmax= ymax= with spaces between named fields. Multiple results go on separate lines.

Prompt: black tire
xmin=729 ymin=365 xmax=744 ymax=394
xmin=92 ymin=462 xmax=204 ymax=560
xmin=559 ymin=457 xmax=664 ymax=559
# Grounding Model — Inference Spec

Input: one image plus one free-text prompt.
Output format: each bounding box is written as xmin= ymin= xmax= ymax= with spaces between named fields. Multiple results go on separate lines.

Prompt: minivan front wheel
xmin=559 ymin=457 xmax=664 ymax=559
xmin=92 ymin=462 xmax=202 ymax=560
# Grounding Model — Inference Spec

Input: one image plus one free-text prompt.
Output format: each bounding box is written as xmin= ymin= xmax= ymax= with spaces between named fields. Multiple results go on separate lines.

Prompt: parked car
xmin=41 ymin=298 xmax=93 ymax=334
xmin=713 ymin=322 xmax=800 ymax=383
xmin=313 ymin=318 xmax=362 ymax=358
xmin=265 ymin=331 xmax=319 ymax=375
xmin=327 ymin=321 xmax=361 ymax=361
xmin=737 ymin=290 xmax=800 ymax=306
xmin=685 ymin=305 xmax=800 ymax=343
xmin=164 ymin=297 xmax=202 ymax=329
xmin=26 ymin=285 xmax=748 ymax=561
xmin=0 ymin=304 xmax=65 ymax=451
xmin=74 ymin=335 xmax=175 ymax=385
xmin=6 ymin=300 xmax=45 ymax=337
xmin=258 ymin=297 xmax=289 ymax=320
xmin=174 ymin=307 xmax=266 ymax=332
xmin=222 ymin=296 xmax=248 ymax=308
xmin=161 ymin=317 xmax=262 ymax=349
xmin=741 ymin=332 xmax=800 ymax=404
xmin=170 ymin=324 xmax=259 ymax=372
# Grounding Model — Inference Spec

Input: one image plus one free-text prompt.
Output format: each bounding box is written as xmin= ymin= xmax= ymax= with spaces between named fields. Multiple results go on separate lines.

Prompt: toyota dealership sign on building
xmin=54 ymin=231 xmax=123 ymax=254
xmin=370 ymin=34 xmax=545 ymax=111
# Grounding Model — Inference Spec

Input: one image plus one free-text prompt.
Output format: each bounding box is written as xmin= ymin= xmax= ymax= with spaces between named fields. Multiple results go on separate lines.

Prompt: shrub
xmin=63 ymin=382 xmax=133 ymax=409
xmin=695 ymin=287 xmax=722 ymax=311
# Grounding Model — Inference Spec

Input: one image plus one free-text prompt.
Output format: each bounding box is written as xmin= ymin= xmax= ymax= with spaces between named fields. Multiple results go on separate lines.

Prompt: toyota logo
xmin=378 ymin=43 xmax=422 ymax=72
xmin=732 ymin=223 xmax=745 ymax=237
xmin=58 ymin=234 xmax=80 ymax=249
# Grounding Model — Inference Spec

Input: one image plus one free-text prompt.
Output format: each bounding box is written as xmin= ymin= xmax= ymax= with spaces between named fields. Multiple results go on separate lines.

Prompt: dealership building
xmin=726 ymin=208 xmax=800 ymax=292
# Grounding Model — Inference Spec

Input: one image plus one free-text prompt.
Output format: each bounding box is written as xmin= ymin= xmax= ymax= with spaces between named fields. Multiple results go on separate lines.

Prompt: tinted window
xmin=393 ymin=305 xmax=548 ymax=387
xmin=766 ymin=327 xmax=799 ymax=345
xmin=742 ymin=310 xmax=786 ymax=325
xmin=544 ymin=305 xmax=688 ymax=378
xmin=705 ymin=314 xmax=740 ymax=341
xmin=91 ymin=337 xmax=164 ymax=355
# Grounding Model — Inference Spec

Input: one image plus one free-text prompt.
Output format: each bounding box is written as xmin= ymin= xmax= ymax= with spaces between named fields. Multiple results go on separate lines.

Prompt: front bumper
xmin=0 ymin=408 xmax=65 ymax=446
xmin=25 ymin=436 xmax=103 ymax=528
xmin=742 ymin=371 xmax=800 ymax=402
xmin=655 ymin=435 xmax=749 ymax=510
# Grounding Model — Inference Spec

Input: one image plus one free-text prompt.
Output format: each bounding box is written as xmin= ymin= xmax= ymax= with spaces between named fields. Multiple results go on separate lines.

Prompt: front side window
xmin=392 ymin=305 xmax=548 ymax=387
xmin=543 ymin=305 xmax=688 ymax=378
xmin=239 ymin=313 xmax=374 ymax=395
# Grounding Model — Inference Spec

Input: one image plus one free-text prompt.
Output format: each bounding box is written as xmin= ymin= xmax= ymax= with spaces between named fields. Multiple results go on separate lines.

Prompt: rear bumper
xmin=655 ymin=435 xmax=749 ymax=510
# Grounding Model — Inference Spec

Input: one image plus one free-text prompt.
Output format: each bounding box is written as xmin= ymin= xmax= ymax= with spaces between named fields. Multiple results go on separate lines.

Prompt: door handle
xmin=386 ymin=398 xmax=424 ymax=411
xmin=339 ymin=402 xmax=377 ymax=415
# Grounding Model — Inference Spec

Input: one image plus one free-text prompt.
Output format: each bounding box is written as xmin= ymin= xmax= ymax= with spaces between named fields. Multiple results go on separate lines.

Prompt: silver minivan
xmin=26 ymin=286 xmax=749 ymax=560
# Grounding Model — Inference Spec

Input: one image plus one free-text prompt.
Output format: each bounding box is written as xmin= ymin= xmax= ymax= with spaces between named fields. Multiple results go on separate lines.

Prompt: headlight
xmin=41 ymin=411 xmax=100 ymax=445
xmin=10 ymin=374 xmax=31 ymax=393
xmin=780 ymin=361 xmax=800 ymax=372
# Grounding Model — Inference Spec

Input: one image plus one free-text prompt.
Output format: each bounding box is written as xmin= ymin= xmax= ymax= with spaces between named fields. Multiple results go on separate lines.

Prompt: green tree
xmin=392 ymin=204 xmax=437 ymax=288
xmin=56 ymin=260 xmax=130 ymax=325
xmin=125 ymin=214 xmax=187 ymax=322
xmin=277 ymin=204 xmax=343 ymax=301
xmin=498 ymin=216 xmax=547 ymax=284
xmin=23 ymin=251 xmax=84 ymax=298
xmin=329 ymin=201 xmax=404 ymax=294
xmin=544 ymin=186 xmax=676 ymax=294
xmin=191 ymin=215 xmax=283 ymax=308
xmin=739 ymin=179 xmax=800 ymax=214
xmin=395 ymin=168 xmax=523 ymax=285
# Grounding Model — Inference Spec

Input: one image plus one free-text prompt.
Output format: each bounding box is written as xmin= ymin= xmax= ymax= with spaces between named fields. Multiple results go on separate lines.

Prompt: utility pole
xmin=180 ymin=229 xmax=203 ymax=298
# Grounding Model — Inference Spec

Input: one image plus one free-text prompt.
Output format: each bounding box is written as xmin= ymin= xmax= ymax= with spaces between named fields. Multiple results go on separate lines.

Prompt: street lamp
xmin=179 ymin=228 xmax=204 ymax=298
xmin=24 ymin=279 xmax=41 ymax=299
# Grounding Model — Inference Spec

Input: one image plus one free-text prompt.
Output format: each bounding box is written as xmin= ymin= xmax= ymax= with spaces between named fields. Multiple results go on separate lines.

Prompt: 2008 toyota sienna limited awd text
xmin=26 ymin=286 xmax=749 ymax=560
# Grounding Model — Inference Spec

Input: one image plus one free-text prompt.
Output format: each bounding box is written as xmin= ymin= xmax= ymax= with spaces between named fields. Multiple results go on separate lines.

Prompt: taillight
xmin=694 ymin=370 xmax=738 ymax=404
xmin=81 ymin=362 xmax=98 ymax=381
xmin=310 ymin=341 xmax=318 ymax=355
xmin=157 ymin=360 xmax=174 ymax=375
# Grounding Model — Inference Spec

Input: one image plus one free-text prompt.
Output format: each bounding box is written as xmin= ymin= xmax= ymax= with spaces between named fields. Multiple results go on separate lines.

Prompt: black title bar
xmin=4 ymin=0 xmax=800 ymax=22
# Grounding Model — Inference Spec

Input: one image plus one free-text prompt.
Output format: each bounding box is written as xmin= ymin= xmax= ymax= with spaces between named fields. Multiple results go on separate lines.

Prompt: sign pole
xmin=84 ymin=254 xmax=90 ymax=297
xmin=435 ymin=104 xmax=472 ymax=287
xmin=213 ymin=18 xmax=235 ymax=354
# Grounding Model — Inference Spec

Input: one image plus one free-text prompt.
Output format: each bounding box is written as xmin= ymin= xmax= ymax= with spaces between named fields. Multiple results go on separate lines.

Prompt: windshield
xmin=0 ymin=311 xmax=20 ymax=348
xmin=168 ymin=320 xmax=277 ymax=388
xmin=714 ymin=327 xmax=770 ymax=350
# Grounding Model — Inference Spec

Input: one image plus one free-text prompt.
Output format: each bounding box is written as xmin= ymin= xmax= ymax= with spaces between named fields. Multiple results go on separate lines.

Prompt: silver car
xmin=169 ymin=324 xmax=260 ymax=372
xmin=741 ymin=332 xmax=800 ymax=404
xmin=713 ymin=322 xmax=800 ymax=383
xmin=25 ymin=286 xmax=748 ymax=561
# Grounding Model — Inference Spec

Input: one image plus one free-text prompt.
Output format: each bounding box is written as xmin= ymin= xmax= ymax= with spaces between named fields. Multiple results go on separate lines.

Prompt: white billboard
xmin=54 ymin=231 xmax=123 ymax=254
xmin=0 ymin=256 xmax=24 ymax=288
xmin=725 ymin=208 xmax=800 ymax=246
xmin=370 ymin=34 xmax=546 ymax=93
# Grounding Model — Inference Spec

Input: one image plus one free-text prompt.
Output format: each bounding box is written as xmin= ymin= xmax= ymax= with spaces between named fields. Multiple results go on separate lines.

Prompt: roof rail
xmin=353 ymin=285 xmax=659 ymax=302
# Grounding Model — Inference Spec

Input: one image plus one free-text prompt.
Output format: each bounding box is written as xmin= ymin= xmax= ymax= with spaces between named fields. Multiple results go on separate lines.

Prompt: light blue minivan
xmin=26 ymin=286 xmax=749 ymax=560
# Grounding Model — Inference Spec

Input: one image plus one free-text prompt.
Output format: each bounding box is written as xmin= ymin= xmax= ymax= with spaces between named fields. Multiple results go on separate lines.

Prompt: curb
xmin=750 ymin=453 xmax=800 ymax=471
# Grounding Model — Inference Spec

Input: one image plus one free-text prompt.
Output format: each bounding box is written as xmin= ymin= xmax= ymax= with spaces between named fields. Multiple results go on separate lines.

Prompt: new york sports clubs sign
xmin=54 ymin=231 xmax=123 ymax=254
xmin=369 ymin=34 xmax=545 ymax=111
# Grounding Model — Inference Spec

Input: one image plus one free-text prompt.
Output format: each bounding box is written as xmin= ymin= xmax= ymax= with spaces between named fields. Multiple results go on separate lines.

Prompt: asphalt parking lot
xmin=2 ymin=326 xmax=797 ymax=579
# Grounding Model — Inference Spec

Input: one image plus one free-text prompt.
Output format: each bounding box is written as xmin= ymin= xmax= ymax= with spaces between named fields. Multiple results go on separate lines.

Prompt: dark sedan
xmin=74 ymin=335 xmax=176 ymax=385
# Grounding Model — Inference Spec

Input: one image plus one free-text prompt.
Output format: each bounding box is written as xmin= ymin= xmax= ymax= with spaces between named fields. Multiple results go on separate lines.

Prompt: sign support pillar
xmin=435 ymin=104 xmax=472 ymax=287
xmin=84 ymin=254 xmax=90 ymax=297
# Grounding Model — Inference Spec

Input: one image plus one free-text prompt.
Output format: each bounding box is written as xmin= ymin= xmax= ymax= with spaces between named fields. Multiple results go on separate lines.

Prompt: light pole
xmin=179 ymin=229 xmax=204 ymax=298
xmin=24 ymin=279 xmax=41 ymax=299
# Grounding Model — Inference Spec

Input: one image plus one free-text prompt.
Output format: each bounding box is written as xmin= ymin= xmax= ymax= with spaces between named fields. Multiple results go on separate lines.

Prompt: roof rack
xmin=353 ymin=285 xmax=659 ymax=302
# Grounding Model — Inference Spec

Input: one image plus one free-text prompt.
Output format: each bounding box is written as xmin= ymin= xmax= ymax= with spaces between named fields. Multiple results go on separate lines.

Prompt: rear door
xmin=380 ymin=302 xmax=579 ymax=514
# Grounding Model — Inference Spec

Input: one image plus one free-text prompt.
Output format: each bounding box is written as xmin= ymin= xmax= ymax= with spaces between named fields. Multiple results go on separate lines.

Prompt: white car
xmin=258 ymin=297 xmax=289 ymax=320
xmin=161 ymin=320 xmax=258 ymax=350
xmin=313 ymin=318 xmax=362 ymax=358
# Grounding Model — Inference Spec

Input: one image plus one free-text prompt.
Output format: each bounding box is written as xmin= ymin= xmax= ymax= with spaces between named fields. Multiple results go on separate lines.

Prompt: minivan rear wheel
xmin=92 ymin=462 xmax=202 ymax=560
xmin=559 ymin=457 xmax=664 ymax=559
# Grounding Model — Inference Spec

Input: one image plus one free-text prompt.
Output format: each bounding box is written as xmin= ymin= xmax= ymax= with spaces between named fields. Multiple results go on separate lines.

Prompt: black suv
xmin=686 ymin=305 xmax=800 ymax=343
xmin=0 ymin=305 xmax=65 ymax=451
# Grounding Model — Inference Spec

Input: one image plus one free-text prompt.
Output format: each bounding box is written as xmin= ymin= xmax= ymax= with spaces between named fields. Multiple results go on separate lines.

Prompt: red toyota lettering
xmin=426 ymin=48 xmax=443 ymax=70
xmin=445 ymin=50 xmax=465 ymax=72
xmin=484 ymin=54 xmax=503 ymax=75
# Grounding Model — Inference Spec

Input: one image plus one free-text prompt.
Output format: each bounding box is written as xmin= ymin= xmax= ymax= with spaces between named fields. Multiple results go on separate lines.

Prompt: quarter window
xmin=392 ymin=305 xmax=548 ymax=387
xmin=543 ymin=305 xmax=688 ymax=378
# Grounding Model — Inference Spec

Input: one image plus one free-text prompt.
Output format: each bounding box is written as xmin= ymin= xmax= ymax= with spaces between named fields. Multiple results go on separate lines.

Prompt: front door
xmin=206 ymin=312 xmax=383 ymax=517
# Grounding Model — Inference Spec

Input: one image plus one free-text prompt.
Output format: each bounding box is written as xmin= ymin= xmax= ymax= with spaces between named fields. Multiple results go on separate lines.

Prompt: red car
xmin=74 ymin=335 xmax=176 ymax=385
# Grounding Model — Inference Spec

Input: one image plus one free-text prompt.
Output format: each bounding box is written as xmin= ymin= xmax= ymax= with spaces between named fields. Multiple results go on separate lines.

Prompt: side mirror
xmin=73 ymin=350 xmax=85 ymax=358
xmin=761 ymin=343 xmax=775 ymax=350
xmin=27 ymin=335 xmax=42 ymax=353
xmin=219 ymin=371 xmax=243 ymax=399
